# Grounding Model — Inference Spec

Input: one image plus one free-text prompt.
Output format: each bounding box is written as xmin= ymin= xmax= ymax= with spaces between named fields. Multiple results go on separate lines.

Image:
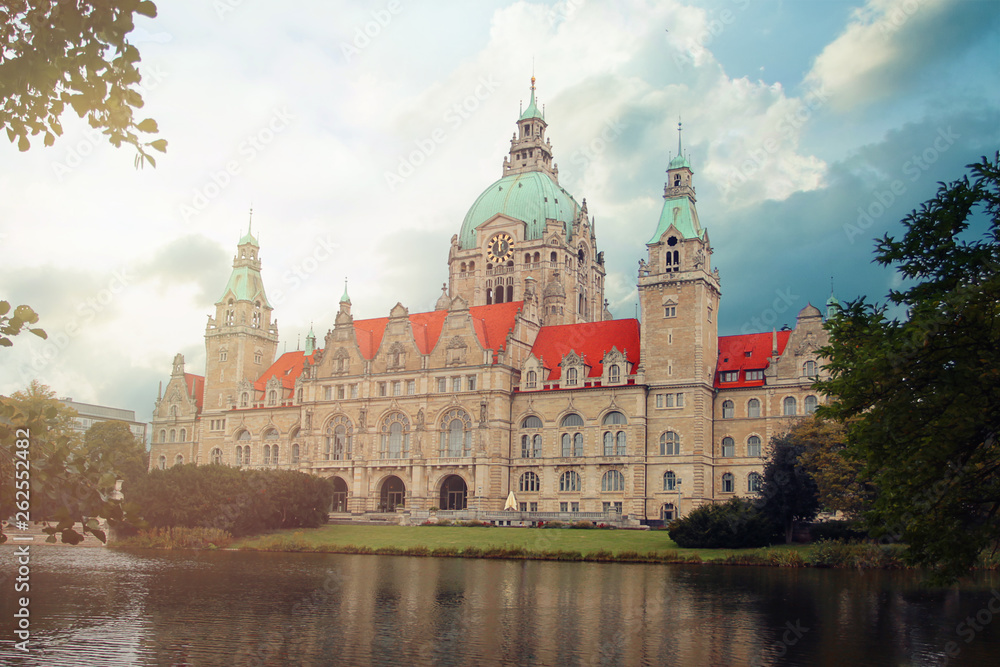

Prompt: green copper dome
xmin=668 ymin=153 xmax=691 ymax=170
xmin=459 ymin=171 xmax=580 ymax=250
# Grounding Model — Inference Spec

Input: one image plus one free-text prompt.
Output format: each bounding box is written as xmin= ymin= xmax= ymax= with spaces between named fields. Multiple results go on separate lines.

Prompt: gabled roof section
xmin=530 ymin=319 xmax=640 ymax=381
xmin=254 ymin=350 xmax=320 ymax=391
xmin=184 ymin=373 xmax=205 ymax=410
xmin=716 ymin=331 xmax=791 ymax=388
xmin=350 ymin=301 xmax=524 ymax=361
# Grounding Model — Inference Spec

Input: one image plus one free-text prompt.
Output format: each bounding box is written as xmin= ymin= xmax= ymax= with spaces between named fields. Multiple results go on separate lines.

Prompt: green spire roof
xmin=238 ymin=231 xmax=259 ymax=247
xmin=648 ymin=195 xmax=704 ymax=243
xmin=519 ymin=76 xmax=543 ymax=121
xmin=668 ymin=118 xmax=691 ymax=170
xmin=218 ymin=266 xmax=270 ymax=307
xmin=304 ymin=324 xmax=316 ymax=356
xmin=826 ymin=291 xmax=841 ymax=319
xmin=340 ymin=279 xmax=351 ymax=304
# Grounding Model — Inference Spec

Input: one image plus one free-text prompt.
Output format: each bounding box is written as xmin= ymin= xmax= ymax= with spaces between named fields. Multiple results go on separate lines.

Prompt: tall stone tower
xmin=202 ymin=225 xmax=279 ymax=412
xmin=639 ymin=123 xmax=721 ymax=503
xmin=447 ymin=77 xmax=605 ymax=324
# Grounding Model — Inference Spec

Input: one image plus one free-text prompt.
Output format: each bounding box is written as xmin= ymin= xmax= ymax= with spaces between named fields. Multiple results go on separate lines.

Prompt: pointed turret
xmin=304 ymin=324 xmax=316 ymax=356
xmin=826 ymin=290 xmax=840 ymax=319
xmin=503 ymin=76 xmax=558 ymax=180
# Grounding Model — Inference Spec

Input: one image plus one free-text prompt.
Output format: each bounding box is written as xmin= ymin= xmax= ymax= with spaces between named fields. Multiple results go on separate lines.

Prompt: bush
xmin=124 ymin=465 xmax=334 ymax=537
xmin=570 ymin=520 xmax=595 ymax=529
xmin=668 ymin=497 xmax=780 ymax=548
xmin=806 ymin=520 xmax=867 ymax=542
xmin=806 ymin=539 xmax=906 ymax=569
xmin=542 ymin=520 xmax=566 ymax=529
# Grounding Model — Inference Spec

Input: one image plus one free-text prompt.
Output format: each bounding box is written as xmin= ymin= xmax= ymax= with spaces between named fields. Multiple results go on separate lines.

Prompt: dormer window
xmin=609 ymin=364 xmax=621 ymax=383
xmin=566 ymin=367 xmax=578 ymax=386
xmin=526 ymin=370 xmax=537 ymax=389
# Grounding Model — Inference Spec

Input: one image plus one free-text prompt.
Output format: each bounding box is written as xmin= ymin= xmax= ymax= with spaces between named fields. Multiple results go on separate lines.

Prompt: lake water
xmin=1 ymin=547 xmax=998 ymax=666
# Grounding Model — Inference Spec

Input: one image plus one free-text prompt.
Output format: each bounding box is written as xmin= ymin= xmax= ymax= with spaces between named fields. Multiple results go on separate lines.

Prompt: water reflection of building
xmin=149 ymin=78 xmax=831 ymax=522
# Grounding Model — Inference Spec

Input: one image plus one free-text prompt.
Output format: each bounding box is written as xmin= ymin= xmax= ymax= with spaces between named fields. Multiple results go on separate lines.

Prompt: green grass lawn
xmin=232 ymin=524 xmax=812 ymax=562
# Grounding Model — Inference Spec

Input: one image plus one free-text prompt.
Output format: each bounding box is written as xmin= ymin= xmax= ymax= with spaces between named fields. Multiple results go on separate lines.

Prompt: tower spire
xmin=677 ymin=117 xmax=683 ymax=158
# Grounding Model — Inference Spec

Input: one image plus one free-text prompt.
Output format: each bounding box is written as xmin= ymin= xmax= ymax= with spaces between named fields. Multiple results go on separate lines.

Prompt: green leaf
xmin=136 ymin=118 xmax=157 ymax=133
xmin=29 ymin=328 xmax=47 ymax=339
xmin=150 ymin=138 xmax=167 ymax=152
xmin=136 ymin=1 xmax=158 ymax=18
xmin=0 ymin=301 xmax=10 ymax=316
xmin=17 ymin=135 xmax=29 ymax=151
xmin=44 ymin=131 xmax=55 ymax=147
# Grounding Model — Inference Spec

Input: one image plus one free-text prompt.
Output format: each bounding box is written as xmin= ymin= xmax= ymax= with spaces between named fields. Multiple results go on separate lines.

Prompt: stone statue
xmin=358 ymin=408 xmax=367 ymax=430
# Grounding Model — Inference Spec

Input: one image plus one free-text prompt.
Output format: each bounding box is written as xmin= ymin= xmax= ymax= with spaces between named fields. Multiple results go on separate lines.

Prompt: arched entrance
xmin=380 ymin=475 xmax=406 ymax=512
xmin=661 ymin=503 xmax=676 ymax=522
xmin=439 ymin=475 xmax=468 ymax=510
xmin=331 ymin=476 xmax=349 ymax=512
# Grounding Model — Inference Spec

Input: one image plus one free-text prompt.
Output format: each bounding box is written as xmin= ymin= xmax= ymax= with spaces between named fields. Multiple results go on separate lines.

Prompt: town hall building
xmin=150 ymin=78 xmax=832 ymax=523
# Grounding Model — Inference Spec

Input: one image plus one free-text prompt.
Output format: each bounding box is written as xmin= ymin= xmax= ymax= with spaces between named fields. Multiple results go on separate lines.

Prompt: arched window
xmin=609 ymin=364 xmax=621 ymax=383
xmin=175 ymin=454 xmax=183 ymax=466
xmin=747 ymin=435 xmax=762 ymax=458
xmin=748 ymin=472 xmax=762 ymax=493
xmin=721 ymin=437 xmax=735 ymax=457
xmin=525 ymin=370 xmax=537 ymax=389
xmin=522 ymin=415 xmax=543 ymax=429
xmin=559 ymin=470 xmax=581 ymax=492
xmin=242 ymin=445 xmax=251 ymax=466
xmin=550 ymin=251 xmax=557 ymax=263
xmin=566 ymin=367 xmax=578 ymax=386
xmin=601 ymin=470 xmax=625 ymax=492
xmin=271 ymin=444 xmax=279 ymax=465
xmin=748 ymin=398 xmax=761 ymax=418
xmin=263 ymin=428 xmax=278 ymax=440
xmin=804 ymin=395 xmax=818 ymax=415
xmin=268 ymin=390 xmax=277 ymax=406
xmin=263 ymin=444 xmax=271 ymax=465
xmin=519 ymin=471 xmax=540 ymax=493
xmin=240 ymin=392 xmax=249 ymax=407
xmin=236 ymin=445 xmax=243 ymax=466
xmin=291 ymin=443 xmax=300 ymax=464
xmin=158 ymin=455 xmax=166 ymax=470
xmin=722 ymin=473 xmax=734 ymax=493
xmin=603 ymin=431 xmax=614 ymax=456
xmin=237 ymin=430 xmax=251 ymax=441
xmin=169 ymin=429 xmax=176 ymax=443
xmin=783 ymin=396 xmax=797 ymax=416
xmin=159 ymin=429 xmax=165 ymax=444
xmin=439 ymin=408 xmax=472 ymax=457
xmin=521 ymin=434 xmax=542 ymax=458
xmin=211 ymin=448 xmax=222 ymax=465
xmin=804 ymin=360 xmax=817 ymax=377
xmin=561 ymin=413 xmax=584 ymax=427
xmin=722 ymin=400 xmax=734 ymax=419
xmin=616 ymin=431 xmax=627 ymax=455
xmin=180 ymin=428 xmax=186 ymax=442
xmin=327 ymin=416 xmax=354 ymax=461
xmin=602 ymin=411 xmax=626 ymax=426
xmin=661 ymin=431 xmax=680 ymax=456
xmin=664 ymin=471 xmax=677 ymax=491
xmin=380 ymin=412 xmax=410 ymax=459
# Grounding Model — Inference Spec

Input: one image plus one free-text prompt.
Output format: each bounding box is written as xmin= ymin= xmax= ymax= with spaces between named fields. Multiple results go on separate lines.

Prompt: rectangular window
xmin=467 ymin=376 xmax=477 ymax=391
xmin=722 ymin=371 xmax=739 ymax=382
xmin=452 ymin=377 xmax=462 ymax=392
xmin=337 ymin=385 xmax=345 ymax=400
xmin=407 ymin=380 xmax=416 ymax=395
xmin=393 ymin=381 xmax=402 ymax=396
xmin=746 ymin=370 xmax=763 ymax=381
xmin=351 ymin=384 xmax=359 ymax=399
xmin=378 ymin=382 xmax=387 ymax=397
xmin=676 ymin=393 xmax=684 ymax=407
xmin=438 ymin=378 xmax=447 ymax=393
xmin=656 ymin=394 xmax=664 ymax=408
xmin=519 ymin=502 xmax=527 ymax=512
xmin=324 ymin=387 xmax=332 ymax=400
xmin=560 ymin=502 xmax=568 ymax=512
xmin=571 ymin=502 xmax=580 ymax=512
xmin=664 ymin=306 xmax=676 ymax=318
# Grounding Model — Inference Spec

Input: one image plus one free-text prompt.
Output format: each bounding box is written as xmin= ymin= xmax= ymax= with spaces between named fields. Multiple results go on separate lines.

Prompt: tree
xmin=1 ymin=0 xmax=166 ymax=166
xmin=794 ymin=416 xmax=871 ymax=518
xmin=83 ymin=420 xmax=148 ymax=488
xmin=0 ymin=381 xmax=141 ymax=544
xmin=668 ymin=496 xmax=778 ymax=549
xmin=758 ymin=429 xmax=820 ymax=544
xmin=817 ymin=153 xmax=1000 ymax=583
xmin=0 ymin=300 xmax=45 ymax=347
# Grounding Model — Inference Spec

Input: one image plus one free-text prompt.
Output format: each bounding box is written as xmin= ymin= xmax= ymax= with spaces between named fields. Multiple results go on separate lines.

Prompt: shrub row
xmin=116 ymin=526 xmax=233 ymax=550
xmin=123 ymin=464 xmax=334 ymax=537
xmin=668 ymin=497 xmax=780 ymax=548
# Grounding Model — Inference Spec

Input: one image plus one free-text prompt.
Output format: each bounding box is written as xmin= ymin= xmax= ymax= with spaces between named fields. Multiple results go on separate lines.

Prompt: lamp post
xmin=675 ymin=477 xmax=682 ymax=520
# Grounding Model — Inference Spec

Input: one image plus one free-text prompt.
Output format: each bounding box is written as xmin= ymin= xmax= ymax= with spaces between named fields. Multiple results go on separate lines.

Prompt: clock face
xmin=487 ymin=232 xmax=514 ymax=263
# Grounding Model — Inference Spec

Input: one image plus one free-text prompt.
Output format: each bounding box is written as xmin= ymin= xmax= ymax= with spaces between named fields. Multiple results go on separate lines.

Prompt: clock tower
xmin=447 ymin=77 xmax=607 ymax=324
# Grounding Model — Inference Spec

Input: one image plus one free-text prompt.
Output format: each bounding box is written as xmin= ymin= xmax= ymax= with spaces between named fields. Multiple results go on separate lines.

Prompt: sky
xmin=1 ymin=0 xmax=998 ymax=425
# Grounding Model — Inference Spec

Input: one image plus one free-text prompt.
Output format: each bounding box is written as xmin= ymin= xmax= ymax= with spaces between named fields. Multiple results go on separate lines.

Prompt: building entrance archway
xmin=439 ymin=475 xmax=468 ymax=510
xmin=380 ymin=475 xmax=406 ymax=512
xmin=331 ymin=476 xmax=349 ymax=512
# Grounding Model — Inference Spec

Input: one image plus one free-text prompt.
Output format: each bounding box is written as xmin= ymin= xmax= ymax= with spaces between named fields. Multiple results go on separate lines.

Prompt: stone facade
xmin=150 ymin=81 xmax=830 ymax=522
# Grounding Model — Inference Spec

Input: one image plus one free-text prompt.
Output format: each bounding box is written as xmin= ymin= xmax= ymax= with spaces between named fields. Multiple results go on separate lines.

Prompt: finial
xmin=248 ymin=204 xmax=253 ymax=235
xmin=677 ymin=116 xmax=683 ymax=157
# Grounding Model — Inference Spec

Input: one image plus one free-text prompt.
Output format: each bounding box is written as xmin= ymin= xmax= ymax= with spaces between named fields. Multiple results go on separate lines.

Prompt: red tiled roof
xmin=253 ymin=302 xmax=526 ymax=388
xmin=530 ymin=319 xmax=640 ymax=381
xmin=184 ymin=373 xmax=205 ymax=410
xmin=715 ymin=331 xmax=791 ymax=388
xmin=254 ymin=350 xmax=319 ymax=392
